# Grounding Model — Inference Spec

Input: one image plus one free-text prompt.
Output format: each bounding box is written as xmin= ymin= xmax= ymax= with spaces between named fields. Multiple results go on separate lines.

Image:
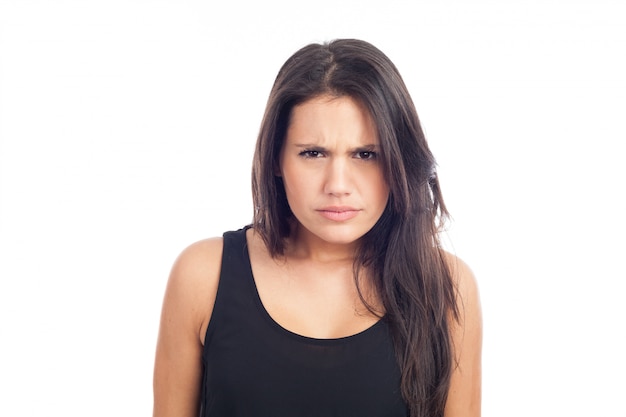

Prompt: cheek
xmin=282 ymin=168 xmax=311 ymax=205
xmin=366 ymin=170 xmax=390 ymax=206
xmin=377 ymin=187 xmax=391 ymax=211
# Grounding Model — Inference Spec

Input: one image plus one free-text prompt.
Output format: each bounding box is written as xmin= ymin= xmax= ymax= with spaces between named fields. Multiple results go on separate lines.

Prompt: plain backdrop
xmin=1 ymin=0 xmax=624 ymax=415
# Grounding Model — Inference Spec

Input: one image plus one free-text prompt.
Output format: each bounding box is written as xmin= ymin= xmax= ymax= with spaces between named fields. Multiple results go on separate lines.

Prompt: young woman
xmin=153 ymin=39 xmax=482 ymax=417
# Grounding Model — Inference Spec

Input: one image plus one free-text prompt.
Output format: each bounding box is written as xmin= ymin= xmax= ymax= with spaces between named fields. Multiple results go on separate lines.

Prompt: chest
xmin=200 ymin=229 xmax=407 ymax=416
xmin=201 ymin=307 xmax=407 ymax=417
xmin=250 ymin=244 xmax=383 ymax=340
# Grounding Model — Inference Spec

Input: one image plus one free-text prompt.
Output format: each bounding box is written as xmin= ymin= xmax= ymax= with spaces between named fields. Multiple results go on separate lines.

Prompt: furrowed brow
xmin=293 ymin=143 xmax=326 ymax=149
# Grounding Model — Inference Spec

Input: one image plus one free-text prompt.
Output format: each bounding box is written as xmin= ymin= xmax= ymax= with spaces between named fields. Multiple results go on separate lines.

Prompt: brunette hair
xmin=251 ymin=39 xmax=459 ymax=417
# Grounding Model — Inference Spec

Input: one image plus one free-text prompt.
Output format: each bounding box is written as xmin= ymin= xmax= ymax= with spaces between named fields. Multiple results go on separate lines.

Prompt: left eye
xmin=355 ymin=151 xmax=376 ymax=160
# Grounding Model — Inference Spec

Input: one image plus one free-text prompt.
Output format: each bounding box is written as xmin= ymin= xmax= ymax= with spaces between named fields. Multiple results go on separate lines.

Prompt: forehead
xmin=286 ymin=95 xmax=378 ymax=144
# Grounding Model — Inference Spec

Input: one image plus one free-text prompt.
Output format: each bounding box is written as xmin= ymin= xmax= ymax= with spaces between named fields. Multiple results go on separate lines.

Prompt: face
xmin=279 ymin=95 xmax=389 ymax=249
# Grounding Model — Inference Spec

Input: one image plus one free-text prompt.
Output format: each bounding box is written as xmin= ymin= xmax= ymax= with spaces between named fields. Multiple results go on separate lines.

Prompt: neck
xmin=285 ymin=224 xmax=359 ymax=265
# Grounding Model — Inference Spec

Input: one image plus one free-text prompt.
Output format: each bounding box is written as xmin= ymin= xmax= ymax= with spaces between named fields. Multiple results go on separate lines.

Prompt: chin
xmin=304 ymin=223 xmax=373 ymax=246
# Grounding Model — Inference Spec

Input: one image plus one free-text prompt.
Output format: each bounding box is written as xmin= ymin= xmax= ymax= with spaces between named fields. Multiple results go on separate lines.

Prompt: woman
xmin=153 ymin=39 xmax=481 ymax=417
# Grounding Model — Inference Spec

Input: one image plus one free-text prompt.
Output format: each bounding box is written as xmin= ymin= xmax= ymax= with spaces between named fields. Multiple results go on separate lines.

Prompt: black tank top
xmin=199 ymin=228 xmax=408 ymax=417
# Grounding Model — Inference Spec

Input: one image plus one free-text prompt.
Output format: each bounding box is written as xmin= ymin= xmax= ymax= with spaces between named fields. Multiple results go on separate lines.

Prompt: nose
xmin=323 ymin=158 xmax=352 ymax=196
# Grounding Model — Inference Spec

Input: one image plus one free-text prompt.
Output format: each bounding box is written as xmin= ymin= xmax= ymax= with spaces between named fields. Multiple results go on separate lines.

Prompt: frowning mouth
xmin=316 ymin=207 xmax=360 ymax=221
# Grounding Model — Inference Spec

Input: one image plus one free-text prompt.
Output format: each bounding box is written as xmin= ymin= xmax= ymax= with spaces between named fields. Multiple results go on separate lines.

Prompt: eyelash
xmin=299 ymin=150 xmax=324 ymax=158
xmin=355 ymin=151 xmax=377 ymax=160
xmin=298 ymin=150 xmax=378 ymax=160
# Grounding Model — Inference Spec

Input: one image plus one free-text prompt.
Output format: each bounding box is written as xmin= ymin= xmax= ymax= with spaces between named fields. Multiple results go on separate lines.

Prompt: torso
xmin=198 ymin=227 xmax=407 ymax=416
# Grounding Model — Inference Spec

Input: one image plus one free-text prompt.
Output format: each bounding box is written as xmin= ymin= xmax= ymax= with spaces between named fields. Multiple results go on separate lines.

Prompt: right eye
xmin=299 ymin=150 xmax=324 ymax=158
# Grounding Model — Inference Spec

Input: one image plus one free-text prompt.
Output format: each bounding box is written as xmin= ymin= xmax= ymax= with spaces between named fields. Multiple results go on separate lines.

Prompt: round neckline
xmin=242 ymin=228 xmax=385 ymax=345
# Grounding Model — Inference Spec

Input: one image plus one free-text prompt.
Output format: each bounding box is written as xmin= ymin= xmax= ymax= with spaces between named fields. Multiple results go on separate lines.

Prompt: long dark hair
xmin=251 ymin=39 xmax=459 ymax=417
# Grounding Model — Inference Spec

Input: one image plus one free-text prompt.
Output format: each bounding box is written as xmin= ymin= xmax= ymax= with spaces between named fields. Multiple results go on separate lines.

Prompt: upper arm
xmin=444 ymin=253 xmax=483 ymax=417
xmin=153 ymin=238 xmax=223 ymax=417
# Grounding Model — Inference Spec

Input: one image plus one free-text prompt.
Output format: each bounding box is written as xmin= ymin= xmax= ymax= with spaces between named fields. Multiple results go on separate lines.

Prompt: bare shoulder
xmin=165 ymin=237 xmax=224 ymax=341
xmin=153 ymin=237 xmax=224 ymax=417
xmin=169 ymin=237 xmax=224 ymax=290
xmin=442 ymin=251 xmax=482 ymax=417
xmin=442 ymin=251 xmax=480 ymax=316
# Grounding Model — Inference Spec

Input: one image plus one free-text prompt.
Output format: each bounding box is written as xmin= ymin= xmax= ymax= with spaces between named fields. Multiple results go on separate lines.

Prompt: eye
xmin=355 ymin=151 xmax=377 ymax=160
xmin=299 ymin=150 xmax=324 ymax=158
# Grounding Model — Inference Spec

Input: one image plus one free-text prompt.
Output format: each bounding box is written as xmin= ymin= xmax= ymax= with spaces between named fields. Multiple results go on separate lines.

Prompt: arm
xmin=444 ymin=254 xmax=483 ymax=417
xmin=153 ymin=238 xmax=223 ymax=417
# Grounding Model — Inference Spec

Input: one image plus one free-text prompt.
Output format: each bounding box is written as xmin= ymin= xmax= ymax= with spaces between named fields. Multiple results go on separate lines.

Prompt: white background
xmin=1 ymin=0 xmax=625 ymax=415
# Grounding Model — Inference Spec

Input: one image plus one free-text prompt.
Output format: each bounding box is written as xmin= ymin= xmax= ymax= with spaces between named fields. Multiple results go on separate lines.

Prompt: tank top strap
xmin=199 ymin=226 xmax=407 ymax=416
xmin=202 ymin=226 xmax=255 ymax=353
xmin=219 ymin=226 xmax=252 ymax=287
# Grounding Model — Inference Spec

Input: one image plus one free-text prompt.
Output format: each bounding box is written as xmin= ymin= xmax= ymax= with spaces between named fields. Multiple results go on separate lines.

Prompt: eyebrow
xmin=292 ymin=143 xmax=380 ymax=150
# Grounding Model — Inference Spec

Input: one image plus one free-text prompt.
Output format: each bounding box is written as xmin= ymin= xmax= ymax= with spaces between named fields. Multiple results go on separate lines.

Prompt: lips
xmin=316 ymin=206 xmax=360 ymax=221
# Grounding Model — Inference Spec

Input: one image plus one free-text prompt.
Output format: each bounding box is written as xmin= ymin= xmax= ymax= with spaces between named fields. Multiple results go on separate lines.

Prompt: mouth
xmin=316 ymin=206 xmax=360 ymax=222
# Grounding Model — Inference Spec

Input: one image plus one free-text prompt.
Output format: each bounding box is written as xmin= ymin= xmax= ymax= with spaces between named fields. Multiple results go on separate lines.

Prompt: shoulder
xmin=441 ymin=251 xmax=482 ymax=366
xmin=169 ymin=237 xmax=224 ymax=285
xmin=163 ymin=237 xmax=224 ymax=343
xmin=442 ymin=251 xmax=480 ymax=317
xmin=153 ymin=237 xmax=224 ymax=416
xmin=442 ymin=251 xmax=482 ymax=416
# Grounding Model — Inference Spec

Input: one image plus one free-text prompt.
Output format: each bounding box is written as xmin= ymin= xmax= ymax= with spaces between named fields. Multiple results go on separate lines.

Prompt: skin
xmin=153 ymin=95 xmax=482 ymax=416
xmin=444 ymin=253 xmax=482 ymax=416
xmin=277 ymin=95 xmax=390 ymax=263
